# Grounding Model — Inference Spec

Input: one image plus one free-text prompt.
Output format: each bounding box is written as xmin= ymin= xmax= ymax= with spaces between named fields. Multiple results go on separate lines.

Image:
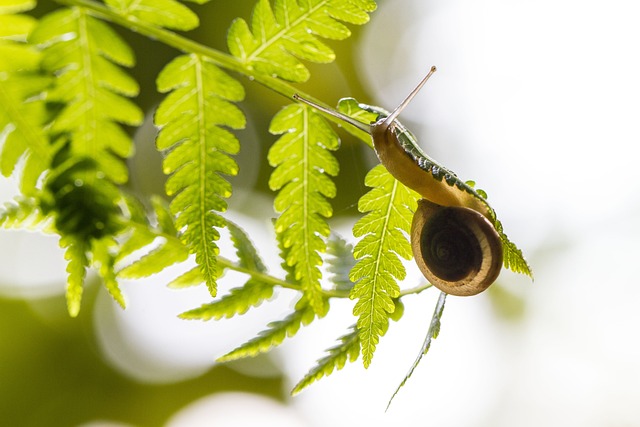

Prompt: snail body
xmin=293 ymin=67 xmax=504 ymax=296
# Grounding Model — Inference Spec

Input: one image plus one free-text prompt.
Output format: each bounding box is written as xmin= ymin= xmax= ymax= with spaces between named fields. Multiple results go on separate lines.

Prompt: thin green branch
xmin=399 ymin=282 xmax=433 ymax=297
xmin=217 ymin=256 xmax=351 ymax=299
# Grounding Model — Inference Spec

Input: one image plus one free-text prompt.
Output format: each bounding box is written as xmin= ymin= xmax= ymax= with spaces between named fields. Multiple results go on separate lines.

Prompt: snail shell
xmin=410 ymin=199 xmax=503 ymax=296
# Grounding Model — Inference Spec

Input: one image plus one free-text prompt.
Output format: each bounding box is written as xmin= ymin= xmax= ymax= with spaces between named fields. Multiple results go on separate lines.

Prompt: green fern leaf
xmin=217 ymin=298 xmax=317 ymax=362
xmin=269 ymin=103 xmax=339 ymax=314
xmin=349 ymin=164 xmax=420 ymax=367
xmin=104 ymin=0 xmax=199 ymax=31
xmin=167 ymin=266 xmax=203 ymax=289
xmin=0 ymin=1 xmax=39 ymax=71
xmin=495 ymin=219 xmax=533 ymax=277
xmin=92 ymin=237 xmax=126 ymax=308
xmin=60 ymin=236 xmax=88 ymax=317
xmin=155 ymin=53 xmax=245 ymax=296
xmin=117 ymin=197 xmax=189 ymax=279
xmin=227 ymin=220 xmax=266 ymax=272
xmin=326 ymin=233 xmax=356 ymax=291
xmin=180 ymin=221 xmax=273 ymax=320
xmin=291 ymin=324 xmax=360 ymax=395
xmin=227 ymin=0 xmax=376 ymax=82
xmin=0 ymin=196 xmax=50 ymax=230
xmin=29 ymin=7 xmax=143 ymax=185
xmin=0 ymin=4 xmax=51 ymax=193
xmin=336 ymin=97 xmax=378 ymax=145
xmin=387 ymin=292 xmax=447 ymax=409
xmin=180 ymin=280 xmax=274 ymax=320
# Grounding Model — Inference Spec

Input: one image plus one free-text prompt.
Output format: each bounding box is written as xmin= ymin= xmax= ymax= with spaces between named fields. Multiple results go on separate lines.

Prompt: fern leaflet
xmin=104 ymin=0 xmax=200 ymax=31
xmin=326 ymin=232 xmax=356 ymax=292
xmin=269 ymin=103 xmax=339 ymax=315
xmin=0 ymin=1 xmax=51 ymax=193
xmin=155 ymin=53 xmax=245 ymax=296
xmin=0 ymin=196 xmax=50 ymax=230
xmin=60 ymin=235 xmax=88 ymax=318
xmin=217 ymin=298 xmax=318 ymax=362
xmin=117 ymin=197 xmax=189 ymax=279
xmin=228 ymin=0 xmax=376 ymax=82
xmin=349 ymin=164 xmax=420 ymax=367
xmin=180 ymin=221 xmax=274 ymax=320
xmin=92 ymin=237 xmax=126 ymax=308
xmin=291 ymin=324 xmax=360 ymax=395
xmin=495 ymin=219 xmax=533 ymax=277
xmin=29 ymin=7 xmax=143 ymax=185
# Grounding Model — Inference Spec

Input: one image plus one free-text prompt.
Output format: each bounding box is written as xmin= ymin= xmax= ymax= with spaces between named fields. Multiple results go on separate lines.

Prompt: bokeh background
xmin=2 ymin=0 xmax=640 ymax=425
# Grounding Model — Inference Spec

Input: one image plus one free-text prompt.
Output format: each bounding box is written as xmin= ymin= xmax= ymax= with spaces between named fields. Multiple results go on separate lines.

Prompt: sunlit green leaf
xmin=155 ymin=53 xmax=245 ymax=296
xmin=269 ymin=103 xmax=339 ymax=315
xmin=228 ymin=0 xmax=376 ymax=82
xmin=291 ymin=324 xmax=360 ymax=395
xmin=104 ymin=0 xmax=199 ymax=31
xmin=349 ymin=164 xmax=420 ymax=368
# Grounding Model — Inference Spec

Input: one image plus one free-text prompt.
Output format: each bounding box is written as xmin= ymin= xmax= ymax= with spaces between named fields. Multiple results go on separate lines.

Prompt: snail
xmin=293 ymin=66 xmax=504 ymax=296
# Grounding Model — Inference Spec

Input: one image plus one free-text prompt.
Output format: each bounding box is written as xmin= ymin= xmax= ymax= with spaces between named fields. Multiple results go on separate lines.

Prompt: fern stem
xmin=53 ymin=0 xmax=369 ymax=144
xmin=216 ymin=256 xmax=350 ymax=299
xmin=398 ymin=282 xmax=433 ymax=297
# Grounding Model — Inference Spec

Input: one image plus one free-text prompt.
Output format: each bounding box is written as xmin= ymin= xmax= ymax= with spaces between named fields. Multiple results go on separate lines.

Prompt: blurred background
xmin=2 ymin=0 xmax=640 ymax=425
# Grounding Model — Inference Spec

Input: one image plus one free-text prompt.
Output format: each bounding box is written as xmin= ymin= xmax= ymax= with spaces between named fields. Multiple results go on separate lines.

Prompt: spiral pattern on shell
xmin=411 ymin=199 xmax=503 ymax=296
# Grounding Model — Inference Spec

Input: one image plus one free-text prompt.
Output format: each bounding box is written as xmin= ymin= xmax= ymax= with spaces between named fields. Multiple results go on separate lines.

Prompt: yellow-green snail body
xmin=293 ymin=67 xmax=505 ymax=296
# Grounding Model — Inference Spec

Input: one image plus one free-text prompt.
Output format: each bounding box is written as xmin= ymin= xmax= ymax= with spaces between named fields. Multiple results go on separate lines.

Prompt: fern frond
xmin=227 ymin=220 xmax=266 ymax=272
xmin=0 ymin=1 xmax=39 ymax=70
xmin=495 ymin=219 xmax=533 ymax=277
xmin=92 ymin=237 xmax=126 ymax=308
xmin=103 ymin=0 xmax=199 ymax=31
xmin=336 ymin=97 xmax=378 ymax=145
xmin=326 ymin=233 xmax=356 ymax=292
xmin=349 ymin=164 xmax=420 ymax=367
xmin=29 ymin=7 xmax=143 ymax=185
xmin=269 ymin=103 xmax=339 ymax=314
xmin=181 ymin=280 xmax=274 ymax=320
xmin=228 ymin=0 xmax=376 ymax=82
xmin=291 ymin=324 xmax=360 ymax=395
xmin=0 ymin=3 xmax=52 ymax=193
xmin=387 ymin=292 xmax=447 ymax=410
xmin=217 ymin=298 xmax=318 ymax=362
xmin=117 ymin=197 xmax=189 ymax=279
xmin=180 ymin=221 xmax=274 ymax=319
xmin=60 ymin=235 xmax=88 ymax=317
xmin=0 ymin=196 xmax=50 ymax=230
xmin=167 ymin=266 xmax=203 ymax=289
xmin=155 ymin=53 xmax=245 ymax=296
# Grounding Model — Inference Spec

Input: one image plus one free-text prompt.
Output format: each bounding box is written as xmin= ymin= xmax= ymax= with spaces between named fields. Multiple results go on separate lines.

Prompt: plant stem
xmin=217 ymin=256 xmax=351 ymax=299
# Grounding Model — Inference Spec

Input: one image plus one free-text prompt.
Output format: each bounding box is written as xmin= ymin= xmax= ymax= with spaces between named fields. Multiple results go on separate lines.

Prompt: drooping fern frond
xmin=217 ymin=298 xmax=318 ymax=362
xmin=349 ymin=164 xmax=420 ymax=367
xmin=291 ymin=323 xmax=360 ymax=395
xmin=60 ymin=235 xmax=88 ymax=318
xmin=103 ymin=0 xmax=200 ymax=31
xmin=227 ymin=0 xmax=377 ymax=82
xmin=268 ymin=103 xmax=339 ymax=315
xmin=155 ymin=53 xmax=245 ymax=296
xmin=387 ymin=291 xmax=447 ymax=410
xmin=180 ymin=221 xmax=274 ymax=320
xmin=0 ymin=0 xmax=51 ymax=193
xmin=29 ymin=6 xmax=143 ymax=185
